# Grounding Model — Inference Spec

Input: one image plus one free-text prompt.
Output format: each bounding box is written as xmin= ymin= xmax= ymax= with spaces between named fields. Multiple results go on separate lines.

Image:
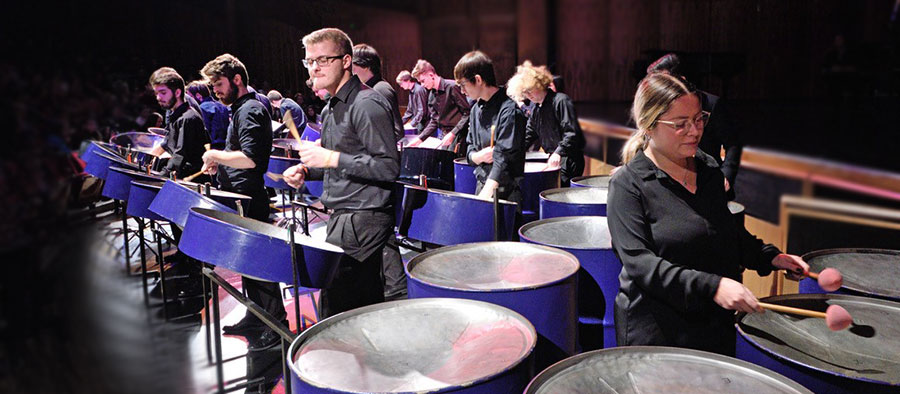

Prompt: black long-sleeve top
xmin=307 ymin=75 xmax=399 ymax=211
xmin=523 ymin=91 xmax=585 ymax=157
xmin=162 ymin=102 xmax=210 ymax=177
xmin=217 ymin=93 xmax=271 ymax=197
xmin=402 ymin=83 xmax=429 ymax=129
xmin=465 ymin=89 xmax=526 ymax=186
xmin=698 ymin=91 xmax=742 ymax=184
xmin=364 ymin=75 xmax=404 ymax=141
xmin=418 ymin=78 xmax=470 ymax=140
xmin=607 ymin=149 xmax=780 ymax=355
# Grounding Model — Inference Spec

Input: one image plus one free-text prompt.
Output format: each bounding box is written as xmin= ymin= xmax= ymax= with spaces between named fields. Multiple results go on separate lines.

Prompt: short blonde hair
xmin=302 ymin=28 xmax=353 ymax=57
xmin=396 ymin=70 xmax=412 ymax=84
xmin=411 ymin=59 xmax=435 ymax=79
xmin=621 ymin=73 xmax=696 ymax=163
xmin=506 ymin=60 xmax=553 ymax=102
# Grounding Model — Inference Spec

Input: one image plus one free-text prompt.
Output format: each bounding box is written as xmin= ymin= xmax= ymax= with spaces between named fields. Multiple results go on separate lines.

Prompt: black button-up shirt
xmin=466 ymin=89 xmax=526 ymax=186
xmin=402 ymin=83 xmax=429 ymax=129
xmin=364 ymin=75 xmax=404 ymax=141
xmin=162 ymin=102 xmax=210 ymax=177
xmin=419 ymin=78 xmax=470 ymax=140
xmin=607 ymin=149 xmax=780 ymax=355
xmin=308 ymin=75 xmax=399 ymax=211
xmin=523 ymin=91 xmax=585 ymax=157
xmin=698 ymin=91 xmax=742 ymax=185
xmin=217 ymin=93 xmax=271 ymax=199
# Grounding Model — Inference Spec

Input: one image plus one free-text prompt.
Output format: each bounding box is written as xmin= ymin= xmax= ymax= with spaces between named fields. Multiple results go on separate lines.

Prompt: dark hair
xmin=148 ymin=67 xmax=185 ymax=96
xmin=266 ymin=90 xmax=283 ymax=102
xmin=352 ymin=43 xmax=382 ymax=78
xmin=453 ymin=50 xmax=496 ymax=87
xmin=647 ymin=53 xmax=680 ymax=75
xmin=201 ymin=53 xmax=250 ymax=86
xmin=186 ymin=80 xmax=210 ymax=98
xmin=411 ymin=59 xmax=435 ymax=79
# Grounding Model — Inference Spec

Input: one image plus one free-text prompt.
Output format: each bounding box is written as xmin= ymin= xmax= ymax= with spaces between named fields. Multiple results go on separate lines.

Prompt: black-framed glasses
xmin=655 ymin=111 xmax=710 ymax=134
xmin=302 ymin=55 xmax=344 ymax=69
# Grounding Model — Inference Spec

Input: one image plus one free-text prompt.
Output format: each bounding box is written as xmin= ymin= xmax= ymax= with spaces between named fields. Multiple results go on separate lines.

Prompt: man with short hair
xmin=267 ymin=89 xmax=307 ymax=133
xmin=282 ymin=28 xmax=400 ymax=317
xmin=409 ymin=59 xmax=470 ymax=152
xmin=455 ymin=51 xmax=526 ymax=203
xmin=148 ymin=68 xmax=211 ymax=181
xmin=352 ymin=43 xmax=403 ymax=141
xmin=396 ymin=70 xmax=429 ymax=131
xmin=199 ymin=54 xmax=285 ymax=351
xmin=187 ymin=80 xmax=230 ymax=150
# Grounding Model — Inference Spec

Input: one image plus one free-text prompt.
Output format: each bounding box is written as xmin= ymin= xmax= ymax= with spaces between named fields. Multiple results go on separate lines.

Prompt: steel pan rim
xmin=538 ymin=186 xmax=608 ymax=203
xmin=269 ymin=155 xmax=303 ymax=164
xmin=453 ymin=157 xmax=473 ymax=166
xmin=735 ymin=293 xmax=900 ymax=386
xmin=160 ymin=179 xmax=253 ymax=201
xmin=800 ymin=248 xmax=900 ymax=300
xmin=402 ymin=184 xmax=518 ymax=206
xmin=518 ymin=216 xmax=611 ymax=251
xmin=108 ymin=166 xmax=167 ymax=182
xmin=523 ymin=161 xmax=561 ymax=174
xmin=288 ymin=298 xmax=537 ymax=394
xmin=93 ymin=151 xmax=142 ymax=170
xmin=189 ymin=207 xmax=343 ymax=254
xmin=570 ymin=175 xmax=611 ymax=187
xmin=524 ymin=346 xmax=813 ymax=394
xmin=405 ymin=241 xmax=580 ymax=292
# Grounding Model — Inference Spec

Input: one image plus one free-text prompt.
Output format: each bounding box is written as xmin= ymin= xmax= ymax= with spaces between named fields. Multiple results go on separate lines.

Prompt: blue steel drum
xmin=570 ymin=175 xmax=610 ymax=188
xmin=400 ymin=185 xmax=518 ymax=244
xmin=520 ymin=216 xmax=621 ymax=350
xmin=288 ymin=298 xmax=535 ymax=394
xmin=102 ymin=166 xmax=165 ymax=201
xmin=265 ymin=156 xmax=302 ymax=190
xmin=127 ymin=180 xmax=166 ymax=221
xmin=85 ymin=151 xmax=140 ymax=180
xmin=454 ymin=158 xmax=477 ymax=195
xmin=179 ymin=207 xmax=343 ymax=287
xmin=736 ymin=293 xmax=900 ymax=394
xmin=539 ymin=187 xmax=608 ymax=219
xmin=147 ymin=127 xmax=167 ymax=136
xmin=522 ymin=162 xmax=560 ymax=222
xmin=268 ymin=141 xmax=324 ymax=197
xmin=399 ymin=147 xmax=457 ymax=191
xmin=83 ymin=141 xmax=119 ymax=165
xmin=148 ymin=180 xmax=250 ymax=228
xmin=301 ymin=123 xmax=321 ymax=142
xmin=406 ymin=242 xmax=579 ymax=369
xmin=799 ymin=248 xmax=900 ymax=302
xmin=404 ymin=126 xmax=418 ymax=135
xmin=525 ymin=346 xmax=811 ymax=394
xmin=272 ymin=138 xmax=302 ymax=157
xmin=109 ymin=131 xmax=165 ymax=153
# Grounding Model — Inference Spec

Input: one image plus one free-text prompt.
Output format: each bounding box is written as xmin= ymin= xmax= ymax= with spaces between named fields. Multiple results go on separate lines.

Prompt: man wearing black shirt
xmin=283 ymin=28 xmax=400 ymax=317
xmin=148 ymin=67 xmax=211 ymax=180
xmin=200 ymin=54 xmax=285 ymax=350
xmin=352 ymin=43 xmax=403 ymax=141
xmin=396 ymin=70 xmax=429 ymax=130
xmin=409 ymin=59 xmax=470 ymax=152
xmin=456 ymin=51 xmax=526 ymax=202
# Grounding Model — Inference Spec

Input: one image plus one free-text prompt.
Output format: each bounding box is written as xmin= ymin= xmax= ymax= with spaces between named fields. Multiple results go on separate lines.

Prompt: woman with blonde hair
xmin=607 ymin=72 xmax=809 ymax=355
xmin=507 ymin=61 xmax=585 ymax=186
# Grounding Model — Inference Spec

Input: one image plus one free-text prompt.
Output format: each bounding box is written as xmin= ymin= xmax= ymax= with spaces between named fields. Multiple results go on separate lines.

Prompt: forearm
xmin=213 ymin=150 xmax=256 ymax=169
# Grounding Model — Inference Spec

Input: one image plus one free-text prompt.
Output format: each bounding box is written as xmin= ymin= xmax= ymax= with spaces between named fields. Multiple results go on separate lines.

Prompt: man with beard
xmin=282 ymin=28 xmax=400 ymax=317
xmin=199 ymin=54 xmax=285 ymax=352
xmin=148 ymin=67 xmax=210 ymax=180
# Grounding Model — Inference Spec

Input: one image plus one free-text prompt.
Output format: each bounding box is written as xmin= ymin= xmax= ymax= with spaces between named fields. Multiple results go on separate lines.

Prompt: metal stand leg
xmin=137 ymin=217 xmax=149 ymax=307
xmin=203 ymin=263 xmax=213 ymax=364
xmin=282 ymin=339 xmax=292 ymax=394
xmin=121 ymin=201 xmax=131 ymax=275
xmin=153 ymin=220 xmax=169 ymax=321
xmin=211 ymin=277 xmax=225 ymax=393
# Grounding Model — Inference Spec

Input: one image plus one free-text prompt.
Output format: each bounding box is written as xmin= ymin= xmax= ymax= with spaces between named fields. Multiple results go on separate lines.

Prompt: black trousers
xmin=320 ymin=209 xmax=393 ymax=318
xmin=559 ymin=154 xmax=585 ymax=187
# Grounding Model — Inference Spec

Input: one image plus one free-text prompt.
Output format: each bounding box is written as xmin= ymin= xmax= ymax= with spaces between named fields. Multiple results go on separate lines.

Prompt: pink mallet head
xmin=825 ymin=304 xmax=853 ymax=331
xmin=817 ymin=268 xmax=844 ymax=292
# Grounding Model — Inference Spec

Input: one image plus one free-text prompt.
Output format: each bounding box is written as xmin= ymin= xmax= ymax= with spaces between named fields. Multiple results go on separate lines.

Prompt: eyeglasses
xmin=302 ymin=55 xmax=344 ymax=69
xmin=655 ymin=111 xmax=710 ymax=134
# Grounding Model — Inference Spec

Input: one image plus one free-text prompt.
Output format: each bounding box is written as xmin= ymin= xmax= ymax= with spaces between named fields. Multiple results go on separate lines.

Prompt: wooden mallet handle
xmin=183 ymin=144 xmax=213 ymax=182
xmin=489 ymin=124 xmax=495 ymax=148
xmin=758 ymin=302 xmax=826 ymax=319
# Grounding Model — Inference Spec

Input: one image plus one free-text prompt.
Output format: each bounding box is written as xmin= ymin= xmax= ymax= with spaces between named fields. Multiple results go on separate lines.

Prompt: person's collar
xmin=230 ymin=92 xmax=257 ymax=110
xmin=436 ymin=77 xmax=451 ymax=92
xmin=168 ymin=102 xmax=189 ymax=120
xmin=332 ymin=74 xmax=361 ymax=104
xmin=478 ymin=87 xmax=503 ymax=105
xmin=630 ymin=149 xmax=719 ymax=181
xmin=363 ymin=75 xmax=383 ymax=88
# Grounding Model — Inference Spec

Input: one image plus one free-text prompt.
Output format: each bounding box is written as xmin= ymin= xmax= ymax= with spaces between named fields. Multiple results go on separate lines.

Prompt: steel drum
xmin=400 ymin=185 xmax=518 ymax=244
xmin=288 ymin=298 xmax=536 ymax=394
xmin=127 ymin=180 xmax=166 ymax=221
xmin=525 ymin=151 xmax=550 ymax=162
xmin=272 ymin=138 xmax=302 ymax=156
xmin=109 ymin=131 xmax=165 ymax=153
xmin=520 ymin=216 xmax=621 ymax=350
xmin=179 ymin=208 xmax=343 ymax=286
xmin=539 ymin=187 xmax=608 ymax=219
xmin=525 ymin=346 xmax=812 ymax=394
xmin=406 ymin=242 xmax=579 ymax=369
xmin=148 ymin=180 xmax=250 ymax=228
xmin=799 ymin=248 xmax=900 ymax=302
xmin=728 ymin=200 xmax=746 ymax=226
xmin=736 ymin=293 xmax=900 ymax=393
xmin=400 ymin=147 xmax=457 ymax=191
xmin=265 ymin=156 xmax=302 ymax=190
xmin=102 ymin=166 xmax=165 ymax=201
xmin=147 ymin=127 xmax=167 ymax=136
xmin=83 ymin=140 xmax=118 ymax=165
xmin=570 ymin=175 xmax=610 ymax=188
xmin=522 ymin=162 xmax=560 ymax=222
xmin=85 ymin=151 xmax=140 ymax=180
xmin=454 ymin=158 xmax=477 ymax=194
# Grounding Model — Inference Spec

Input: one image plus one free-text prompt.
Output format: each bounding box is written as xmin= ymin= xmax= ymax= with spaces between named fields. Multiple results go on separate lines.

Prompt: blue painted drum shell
xmin=85 ymin=151 xmax=140 ymax=180
xmin=539 ymin=187 xmax=608 ymax=219
xmin=179 ymin=207 xmax=343 ymax=287
xmin=401 ymin=185 xmax=519 ymax=244
xmin=288 ymin=298 xmax=536 ymax=394
xmin=127 ymin=180 xmax=166 ymax=221
xmin=735 ymin=293 xmax=900 ymax=394
xmin=521 ymin=162 xmax=560 ymax=220
xmin=102 ymin=167 xmax=164 ymax=201
xmin=454 ymin=158 xmax=477 ymax=195
xmin=519 ymin=216 xmax=622 ymax=350
xmin=148 ymin=180 xmax=241 ymax=228
xmin=265 ymin=156 xmax=302 ymax=190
